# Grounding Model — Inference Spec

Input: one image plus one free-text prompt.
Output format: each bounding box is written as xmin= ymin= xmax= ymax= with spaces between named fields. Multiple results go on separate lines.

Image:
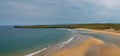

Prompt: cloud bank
xmin=0 ymin=0 xmax=120 ymax=25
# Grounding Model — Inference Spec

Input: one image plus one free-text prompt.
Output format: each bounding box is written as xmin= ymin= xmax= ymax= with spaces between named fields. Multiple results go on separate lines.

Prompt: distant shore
xmin=14 ymin=24 xmax=120 ymax=36
xmin=76 ymin=28 xmax=120 ymax=36
xmin=14 ymin=24 xmax=120 ymax=30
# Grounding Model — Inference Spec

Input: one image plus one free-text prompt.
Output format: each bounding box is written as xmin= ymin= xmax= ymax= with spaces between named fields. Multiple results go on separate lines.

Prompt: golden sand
xmin=47 ymin=28 xmax=120 ymax=56
xmin=48 ymin=38 xmax=105 ymax=56
xmin=35 ymin=28 xmax=120 ymax=56
xmin=100 ymin=44 xmax=120 ymax=56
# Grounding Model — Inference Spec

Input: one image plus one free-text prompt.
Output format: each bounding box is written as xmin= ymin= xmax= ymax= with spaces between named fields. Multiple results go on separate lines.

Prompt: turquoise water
xmin=0 ymin=26 xmax=71 ymax=56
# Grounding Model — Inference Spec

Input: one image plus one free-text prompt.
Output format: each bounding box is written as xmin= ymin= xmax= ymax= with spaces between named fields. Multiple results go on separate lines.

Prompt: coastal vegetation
xmin=14 ymin=24 xmax=120 ymax=30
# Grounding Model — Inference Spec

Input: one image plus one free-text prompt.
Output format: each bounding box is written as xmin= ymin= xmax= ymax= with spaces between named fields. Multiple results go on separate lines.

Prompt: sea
xmin=1 ymin=26 xmax=120 ymax=56
xmin=0 ymin=26 xmax=72 ymax=56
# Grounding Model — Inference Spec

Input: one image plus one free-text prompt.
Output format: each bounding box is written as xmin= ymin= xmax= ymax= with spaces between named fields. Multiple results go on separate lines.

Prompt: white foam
xmin=25 ymin=48 xmax=47 ymax=56
xmin=63 ymin=37 xmax=74 ymax=44
xmin=57 ymin=37 xmax=74 ymax=49
xmin=45 ymin=37 xmax=74 ymax=56
xmin=67 ymin=29 xmax=76 ymax=33
xmin=25 ymin=37 xmax=74 ymax=56
xmin=68 ymin=29 xmax=73 ymax=31
xmin=58 ymin=37 xmax=74 ymax=48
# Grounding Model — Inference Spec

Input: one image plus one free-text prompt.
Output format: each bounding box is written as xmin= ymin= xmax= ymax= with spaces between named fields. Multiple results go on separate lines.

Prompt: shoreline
xmin=32 ymin=32 xmax=90 ymax=56
xmin=25 ymin=37 xmax=75 ymax=56
xmin=47 ymin=36 xmax=105 ymax=56
xmin=26 ymin=28 xmax=120 ymax=56
xmin=76 ymin=28 xmax=120 ymax=36
xmin=47 ymin=28 xmax=120 ymax=56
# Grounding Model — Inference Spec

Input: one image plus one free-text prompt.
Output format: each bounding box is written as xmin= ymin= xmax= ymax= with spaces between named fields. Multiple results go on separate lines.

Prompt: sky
xmin=0 ymin=0 xmax=120 ymax=25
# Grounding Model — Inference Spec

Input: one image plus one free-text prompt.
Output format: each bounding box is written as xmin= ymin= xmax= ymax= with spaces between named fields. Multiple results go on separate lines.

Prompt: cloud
xmin=0 ymin=1 xmax=39 ymax=16
xmin=2 ymin=0 xmax=120 ymax=19
xmin=0 ymin=0 xmax=120 ymax=25
xmin=0 ymin=0 xmax=61 ymax=19
xmin=97 ymin=0 xmax=119 ymax=8
xmin=61 ymin=0 xmax=120 ymax=20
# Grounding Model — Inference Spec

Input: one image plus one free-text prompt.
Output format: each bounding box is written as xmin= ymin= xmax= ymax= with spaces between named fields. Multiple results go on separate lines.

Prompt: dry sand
xmin=100 ymin=44 xmax=120 ymax=56
xmin=34 ymin=28 xmax=120 ymax=56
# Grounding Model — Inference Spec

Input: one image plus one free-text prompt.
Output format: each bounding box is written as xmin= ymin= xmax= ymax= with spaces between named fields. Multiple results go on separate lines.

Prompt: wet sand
xmin=77 ymin=28 xmax=120 ymax=56
xmin=34 ymin=28 xmax=120 ymax=56
xmin=48 ymin=38 xmax=105 ymax=56
xmin=34 ymin=34 xmax=90 ymax=56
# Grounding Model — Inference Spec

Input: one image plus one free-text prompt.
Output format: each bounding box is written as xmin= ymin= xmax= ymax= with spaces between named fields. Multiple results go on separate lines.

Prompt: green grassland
xmin=14 ymin=24 xmax=120 ymax=30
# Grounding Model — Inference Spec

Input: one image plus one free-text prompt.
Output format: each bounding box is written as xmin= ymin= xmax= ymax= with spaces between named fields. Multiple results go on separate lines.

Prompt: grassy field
xmin=14 ymin=24 xmax=120 ymax=30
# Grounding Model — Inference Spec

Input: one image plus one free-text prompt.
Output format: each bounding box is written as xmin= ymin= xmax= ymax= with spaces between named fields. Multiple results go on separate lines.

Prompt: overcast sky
xmin=0 ymin=0 xmax=120 ymax=25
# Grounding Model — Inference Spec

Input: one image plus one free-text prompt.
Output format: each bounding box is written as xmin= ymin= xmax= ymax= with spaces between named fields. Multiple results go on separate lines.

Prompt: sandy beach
xmin=76 ymin=28 xmax=120 ymax=36
xmin=34 ymin=28 xmax=120 ymax=56
xmin=33 ymin=34 xmax=90 ymax=56
xmin=48 ymin=38 xmax=106 ymax=56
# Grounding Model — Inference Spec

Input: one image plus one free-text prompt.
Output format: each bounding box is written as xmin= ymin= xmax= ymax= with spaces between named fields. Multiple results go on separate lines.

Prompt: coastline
xmin=47 ymin=37 xmax=105 ymax=56
xmin=32 ymin=30 xmax=107 ymax=56
xmin=76 ymin=28 xmax=120 ymax=36
xmin=25 ymin=36 xmax=76 ymax=56
xmin=31 ymin=32 xmax=91 ymax=56
xmin=47 ymin=28 xmax=120 ymax=56
xmin=27 ymin=28 xmax=120 ymax=56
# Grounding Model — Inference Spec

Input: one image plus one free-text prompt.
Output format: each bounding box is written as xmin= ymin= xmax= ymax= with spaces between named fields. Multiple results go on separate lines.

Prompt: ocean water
xmin=0 ymin=26 xmax=72 ymax=56
xmin=1 ymin=26 xmax=120 ymax=56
